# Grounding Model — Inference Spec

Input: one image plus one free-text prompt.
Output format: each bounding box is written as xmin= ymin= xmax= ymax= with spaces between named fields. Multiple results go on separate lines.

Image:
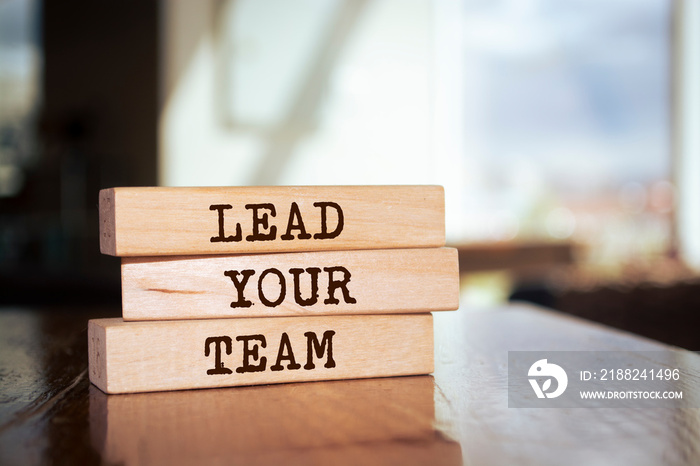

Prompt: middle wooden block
xmin=122 ymin=247 xmax=459 ymax=321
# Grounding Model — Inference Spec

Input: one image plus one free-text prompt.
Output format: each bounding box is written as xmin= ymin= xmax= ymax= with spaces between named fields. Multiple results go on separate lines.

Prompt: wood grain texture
xmin=88 ymin=314 xmax=433 ymax=394
xmin=5 ymin=306 xmax=700 ymax=465
xmin=89 ymin=376 xmax=461 ymax=465
xmin=99 ymin=186 xmax=445 ymax=256
xmin=121 ymin=248 xmax=458 ymax=320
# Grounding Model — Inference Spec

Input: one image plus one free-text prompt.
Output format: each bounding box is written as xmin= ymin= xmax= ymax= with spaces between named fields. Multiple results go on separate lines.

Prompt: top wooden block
xmin=99 ymin=186 xmax=445 ymax=256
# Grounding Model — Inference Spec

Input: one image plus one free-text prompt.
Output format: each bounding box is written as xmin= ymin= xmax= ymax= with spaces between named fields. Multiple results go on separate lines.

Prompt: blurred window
xmin=162 ymin=0 xmax=673 ymax=273
xmin=457 ymin=0 xmax=672 ymax=273
xmin=0 ymin=0 xmax=40 ymax=198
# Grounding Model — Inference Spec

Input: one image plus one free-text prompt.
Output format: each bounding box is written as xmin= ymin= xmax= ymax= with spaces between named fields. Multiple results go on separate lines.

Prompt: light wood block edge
xmin=88 ymin=314 xmax=434 ymax=394
xmin=121 ymin=248 xmax=459 ymax=321
xmin=99 ymin=185 xmax=445 ymax=256
xmin=99 ymin=188 xmax=116 ymax=256
xmin=88 ymin=320 xmax=108 ymax=393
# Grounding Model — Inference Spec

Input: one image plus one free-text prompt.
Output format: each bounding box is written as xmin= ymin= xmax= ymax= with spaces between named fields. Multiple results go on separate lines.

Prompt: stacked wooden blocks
xmin=89 ymin=186 xmax=459 ymax=393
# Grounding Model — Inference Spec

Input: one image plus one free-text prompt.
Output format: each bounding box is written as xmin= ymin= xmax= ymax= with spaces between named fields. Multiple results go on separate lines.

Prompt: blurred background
xmin=1 ymin=0 xmax=699 ymax=347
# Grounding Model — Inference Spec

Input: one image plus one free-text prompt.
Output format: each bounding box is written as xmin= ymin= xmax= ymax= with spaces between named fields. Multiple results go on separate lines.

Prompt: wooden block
xmin=121 ymin=248 xmax=459 ymax=320
xmin=99 ymin=185 xmax=445 ymax=256
xmin=88 ymin=314 xmax=433 ymax=394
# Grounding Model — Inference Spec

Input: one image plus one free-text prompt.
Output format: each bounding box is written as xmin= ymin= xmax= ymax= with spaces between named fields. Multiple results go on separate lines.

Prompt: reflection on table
xmin=89 ymin=375 xmax=461 ymax=466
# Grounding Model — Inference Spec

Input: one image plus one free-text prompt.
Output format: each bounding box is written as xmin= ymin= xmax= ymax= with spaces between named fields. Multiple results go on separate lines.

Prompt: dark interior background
xmin=1 ymin=1 xmax=157 ymax=305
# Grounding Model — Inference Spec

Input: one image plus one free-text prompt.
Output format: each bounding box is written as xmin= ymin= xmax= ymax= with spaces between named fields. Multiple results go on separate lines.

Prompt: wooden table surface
xmin=1 ymin=304 xmax=699 ymax=465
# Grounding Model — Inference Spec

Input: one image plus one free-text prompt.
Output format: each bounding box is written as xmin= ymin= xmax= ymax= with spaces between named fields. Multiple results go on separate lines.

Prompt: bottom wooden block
xmin=88 ymin=314 xmax=433 ymax=394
